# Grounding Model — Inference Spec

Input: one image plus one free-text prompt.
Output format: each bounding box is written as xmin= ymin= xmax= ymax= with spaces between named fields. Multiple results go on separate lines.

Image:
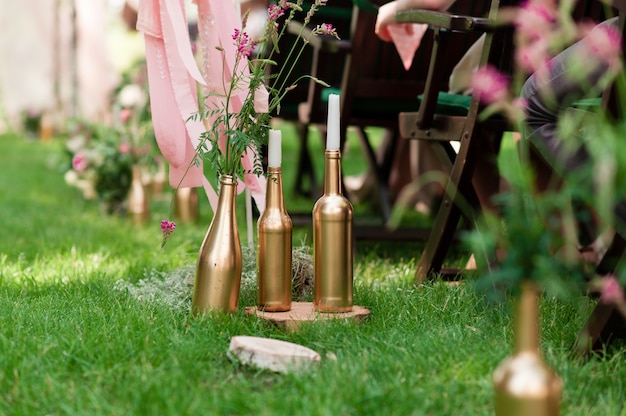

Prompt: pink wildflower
xmin=582 ymin=23 xmax=623 ymax=72
xmin=118 ymin=143 xmax=131 ymax=154
xmin=599 ymin=275 xmax=625 ymax=305
xmin=72 ymin=153 xmax=88 ymax=173
xmin=471 ymin=65 xmax=510 ymax=105
xmin=515 ymin=39 xmax=551 ymax=75
xmin=515 ymin=1 xmax=557 ymax=43
xmin=231 ymin=28 xmax=240 ymax=41
xmin=268 ymin=4 xmax=285 ymax=21
xmin=232 ymin=28 xmax=255 ymax=58
xmin=317 ymin=23 xmax=336 ymax=36
xmin=160 ymin=220 xmax=177 ymax=247
xmin=119 ymin=108 xmax=133 ymax=124
xmin=512 ymin=97 xmax=528 ymax=113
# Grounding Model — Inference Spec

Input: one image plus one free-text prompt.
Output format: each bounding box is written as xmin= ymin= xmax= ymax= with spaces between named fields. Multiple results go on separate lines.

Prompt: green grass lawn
xmin=1 ymin=129 xmax=625 ymax=415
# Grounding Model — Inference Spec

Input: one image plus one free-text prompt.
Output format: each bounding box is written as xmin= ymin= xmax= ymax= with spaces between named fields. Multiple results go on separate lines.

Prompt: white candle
xmin=326 ymin=94 xmax=340 ymax=150
xmin=268 ymin=129 xmax=282 ymax=168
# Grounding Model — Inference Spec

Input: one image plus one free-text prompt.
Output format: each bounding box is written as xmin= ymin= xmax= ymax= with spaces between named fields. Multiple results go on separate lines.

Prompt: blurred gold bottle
xmin=493 ymin=281 xmax=562 ymax=416
xmin=313 ymin=149 xmax=353 ymax=313
xmin=39 ymin=111 xmax=54 ymax=141
xmin=174 ymin=187 xmax=199 ymax=224
xmin=257 ymin=166 xmax=293 ymax=311
xmin=128 ymin=165 xmax=150 ymax=224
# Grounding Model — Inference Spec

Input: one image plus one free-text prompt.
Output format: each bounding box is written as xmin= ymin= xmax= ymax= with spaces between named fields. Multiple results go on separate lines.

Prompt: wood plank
xmin=245 ymin=301 xmax=371 ymax=331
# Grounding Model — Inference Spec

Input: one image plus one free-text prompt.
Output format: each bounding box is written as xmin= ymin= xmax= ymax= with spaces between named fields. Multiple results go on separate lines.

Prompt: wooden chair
xmin=294 ymin=0 xmax=491 ymax=240
xmin=396 ymin=0 xmax=519 ymax=280
xmin=396 ymin=0 xmax=612 ymax=281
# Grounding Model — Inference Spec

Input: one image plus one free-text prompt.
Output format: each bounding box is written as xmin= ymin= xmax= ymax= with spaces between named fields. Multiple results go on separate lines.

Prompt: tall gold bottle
xmin=493 ymin=281 xmax=562 ymax=416
xmin=192 ymin=175 xmax=242 ymax=314
xmin=257 ymin=167 xmax=293 ymax=311
xmin=128 ymin=164 xmax=150 ymax=224
xmin=313 ymin=149 xmax=354 ymax=313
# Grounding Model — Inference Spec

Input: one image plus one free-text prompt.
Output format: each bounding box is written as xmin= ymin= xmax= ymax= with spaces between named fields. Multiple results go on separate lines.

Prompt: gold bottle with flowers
xmin=193 ymin=175 xmax=242 ymax=314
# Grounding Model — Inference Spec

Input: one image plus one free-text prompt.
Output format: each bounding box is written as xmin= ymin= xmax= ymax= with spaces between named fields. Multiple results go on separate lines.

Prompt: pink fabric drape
xmin=195 ymin=0 xmax=267 ymax=204
xmin=388 ymin=23 xmax=428 ymax=71
xmin=137 ymin=0 xmax=268 ymax=212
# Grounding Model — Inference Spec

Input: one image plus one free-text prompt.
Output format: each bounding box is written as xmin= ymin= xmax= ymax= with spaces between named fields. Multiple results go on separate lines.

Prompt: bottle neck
xmin=265 ymin=167 xmax=285 ymax=211
xmin=216 ymin=175 xmax=237 ymax=216
xmin=514 ymin=281 xmax=540 ymax=353
xmin=323 ymin=150 xmax=342 ymax=196
xmin=132 ymin=164 xmax=142 ymax=180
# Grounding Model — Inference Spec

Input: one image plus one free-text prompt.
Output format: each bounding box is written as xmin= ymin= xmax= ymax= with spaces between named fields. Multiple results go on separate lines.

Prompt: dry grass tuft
xmin=115 ymin=244 xmax=315 ymax=307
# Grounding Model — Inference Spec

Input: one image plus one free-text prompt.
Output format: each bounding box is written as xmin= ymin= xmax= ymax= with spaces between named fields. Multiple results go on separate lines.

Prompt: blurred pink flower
xmin=599 ymin=275 xmax=625 ymax=305
xmin=582 ymin=23 xmax=623 ymax=73
xmin=515 ymin=39 xmax=551 ymax=74
xmin=317 ymin=23 xmax=336 ymax=36
xmin=515 ymin=1 xmax=557 ymax=43
xmin=119 ymin=108 xmax=133 ymax=124
xmin=512 ymin=97 xmax=528 ymax=111
xmin=471 ymin=65 xmax=510 ymax=105
xmin=118 ymin=143 xmax=131 ymax=154
xmin=72 ymin=153 xmax=88 ymax=173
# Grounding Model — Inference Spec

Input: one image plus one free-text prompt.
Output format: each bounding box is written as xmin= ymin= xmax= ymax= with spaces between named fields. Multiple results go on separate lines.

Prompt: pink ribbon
xmin=138 ymin=0 xmax=268 ymax=212
xmin=388 ymin=23 xmax=428 ymax=71
xmin=195 ymin=0 xmax=267 ymax=207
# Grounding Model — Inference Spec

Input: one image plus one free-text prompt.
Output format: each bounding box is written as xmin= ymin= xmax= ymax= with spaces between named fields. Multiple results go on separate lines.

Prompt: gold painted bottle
xmin=193 ymin=175 xmax=242 ymax=314
xmin=257 ymin=167 xmax=293 ymax=311
xmin=128 ymin=164 xmax=150 ymax=223
xmin=174 ymin=187 xmax=199 ymax=224
xmin=313 ymin=149 xmax=354 ymax=313
xmin=151 ymin=157 xmax=167 ymax=195
xmin=493 ymin=281 xmax=562 ymax=416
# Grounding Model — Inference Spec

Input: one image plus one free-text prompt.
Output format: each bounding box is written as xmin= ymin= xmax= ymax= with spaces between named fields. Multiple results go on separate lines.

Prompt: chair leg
xmin=415 ymin=127 xmax=499 ymax=282
xmin=354 ymin=126 xmax=397 ymax=222
xmin=573 ymin=302 xmax=626 ymax=358
xmin=416 ymin=149 xmax=476 ymax=281
xmin=294 ymin=121 xmax=318 ymax=198
xmin=596 ymin=231 xmax=626 ymax=275
xmin=572 ymin=232 xmax=626 ymax=358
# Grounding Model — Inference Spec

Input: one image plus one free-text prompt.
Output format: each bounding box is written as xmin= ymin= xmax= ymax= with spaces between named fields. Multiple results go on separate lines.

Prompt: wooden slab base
xmin=244 ymin=301 xmax=371 ymax=331
xmin=228 ymin=336 xmax=321 ymax=373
